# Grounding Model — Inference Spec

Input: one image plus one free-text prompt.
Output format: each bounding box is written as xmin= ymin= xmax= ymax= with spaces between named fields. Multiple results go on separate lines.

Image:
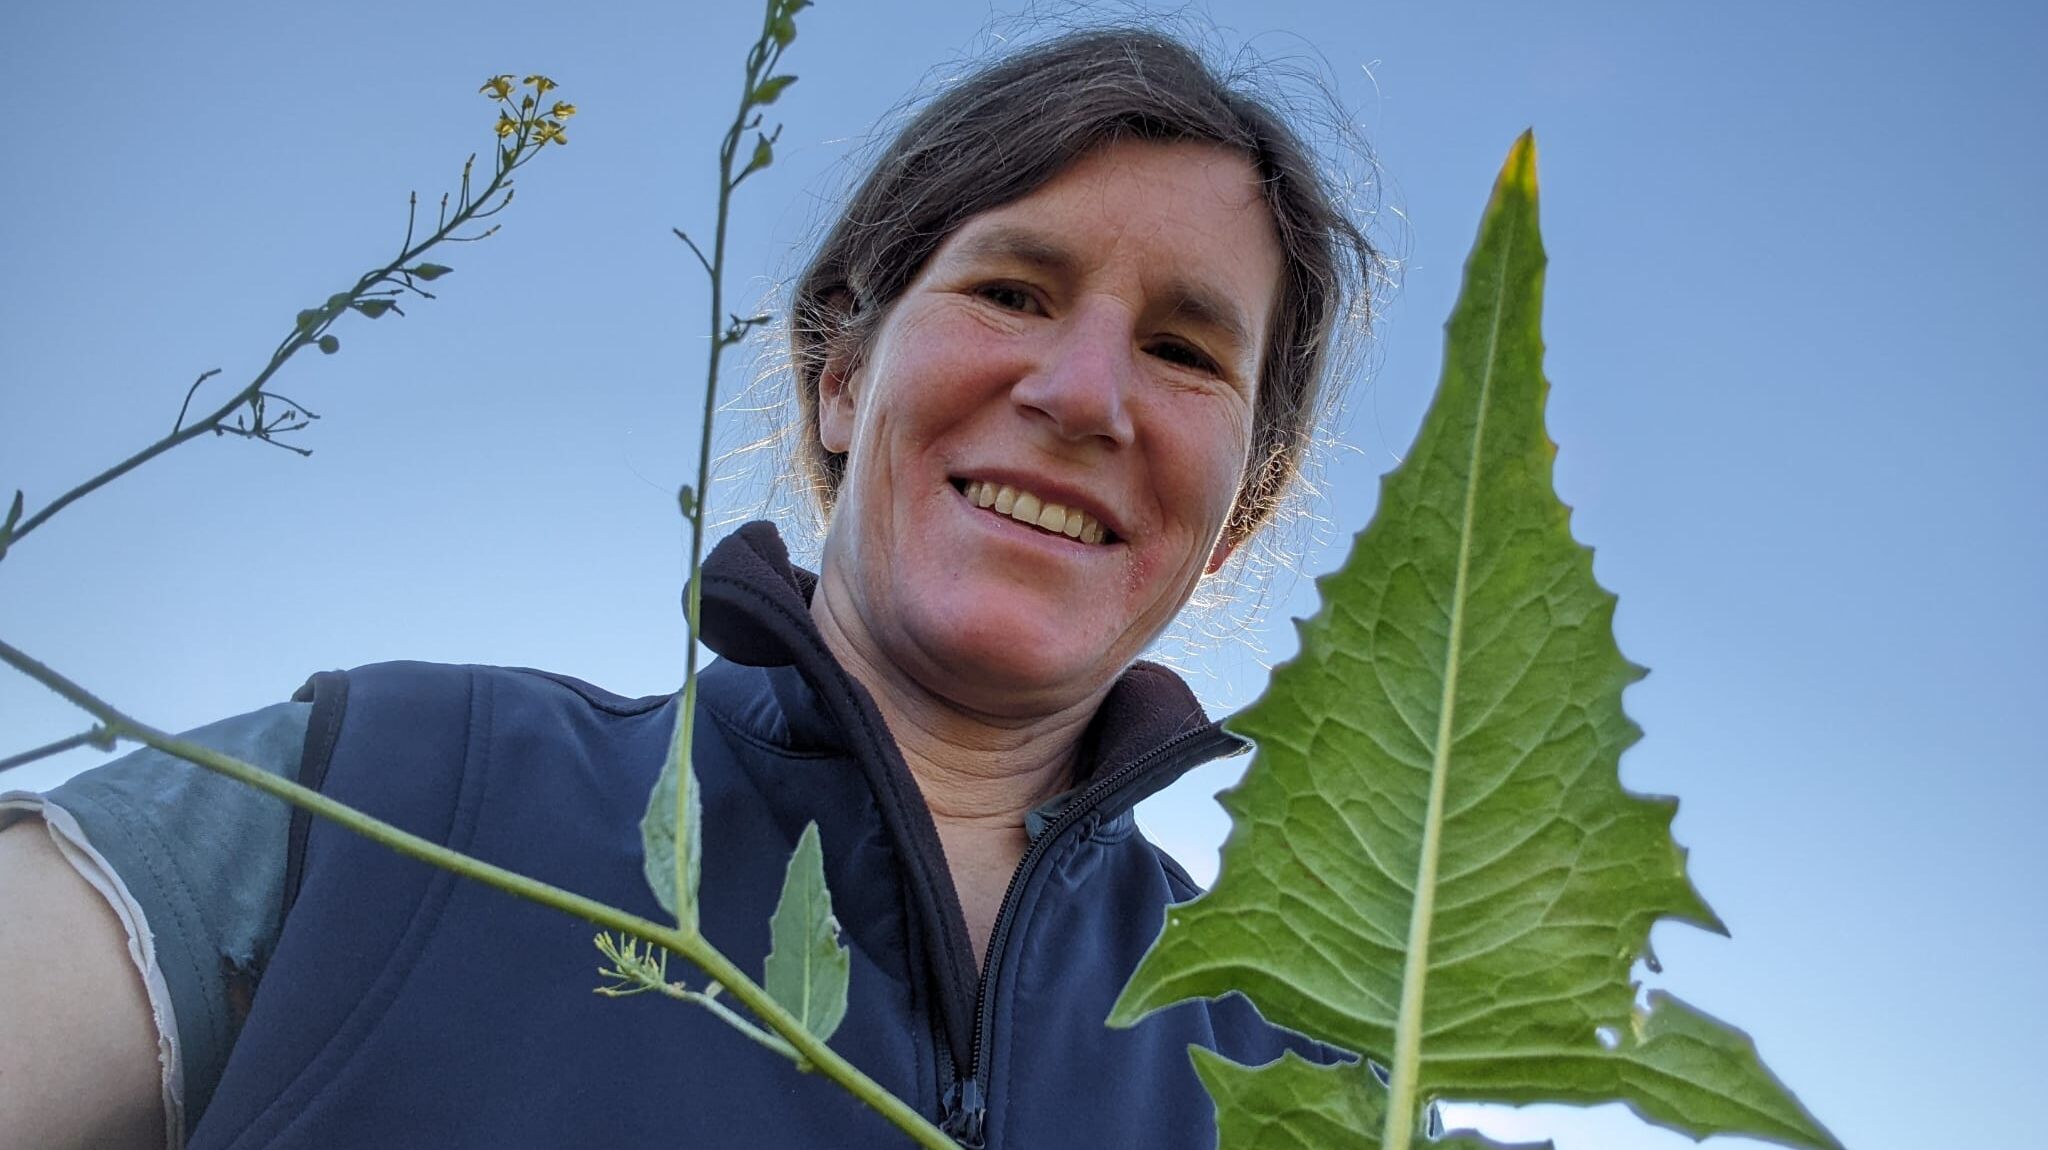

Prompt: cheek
xmin=1162 ymin=402 xmax=1255 ymax=529
xmin=1123 ymin=404 xmax=1252 ymax=603
xmin=847 ymin=322 xmax=972 ymax=458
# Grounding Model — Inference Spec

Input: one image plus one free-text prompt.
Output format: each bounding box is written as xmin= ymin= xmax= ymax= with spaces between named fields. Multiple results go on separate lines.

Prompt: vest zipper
xmin=934 ymin=724 xmax=1241 ymax=1148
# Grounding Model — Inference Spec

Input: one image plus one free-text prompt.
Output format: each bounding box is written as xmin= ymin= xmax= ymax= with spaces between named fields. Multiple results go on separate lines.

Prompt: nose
xmin=1010 ymin=301 xmax=1137 ymax=448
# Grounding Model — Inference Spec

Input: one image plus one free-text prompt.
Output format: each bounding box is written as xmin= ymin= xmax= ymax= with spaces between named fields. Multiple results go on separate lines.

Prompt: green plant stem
xmin=671 ymin=0 xmax=787 ymax=943
xmin=0 ymin=636 xmax=954 ymax=1149
xmin=681 ymin=986 xmax=799 ymax=1060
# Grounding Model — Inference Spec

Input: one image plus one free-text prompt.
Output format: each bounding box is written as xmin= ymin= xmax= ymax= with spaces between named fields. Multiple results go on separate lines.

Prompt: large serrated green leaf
xmin=764 ymin=821 xmax=850 ymax=1042
xmin=1111 ymin=134 xmax=1841 ymax=1150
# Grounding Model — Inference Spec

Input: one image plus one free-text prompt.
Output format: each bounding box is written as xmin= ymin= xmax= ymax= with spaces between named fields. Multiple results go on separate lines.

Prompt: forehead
xmin=930 ymin=141 xmax=1282 ymax=348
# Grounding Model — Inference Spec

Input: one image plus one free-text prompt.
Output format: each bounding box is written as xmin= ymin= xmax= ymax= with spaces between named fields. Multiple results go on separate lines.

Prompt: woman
xmin=0 ymin=27 xmax=1375 ymax=1149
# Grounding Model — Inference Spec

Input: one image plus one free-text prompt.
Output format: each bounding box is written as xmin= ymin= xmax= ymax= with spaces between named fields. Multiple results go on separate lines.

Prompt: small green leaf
xmin=763 ymin=821 xmax=850 ymax=1042
xmin=317 ymin=335 xmax=340 ymax=355
xmin=677 ymin=484 xmax=696 ymax=521
xmin=410 ymin=262 xmax=453 ymax=281
xmin=295 ymin=308 xmax=322 ymax=332
xmin=752 ymin=75 xmax=797 ymax=105
xmin=640 ymin=705 xmax=702 ymax=932
xmin=746 ymin=134 xmax=774 ymax=176
xmin=1111 ymin=133 xmax=1841 ymax=1150
xmin=353 ymin=299 xmax=395 ymax=319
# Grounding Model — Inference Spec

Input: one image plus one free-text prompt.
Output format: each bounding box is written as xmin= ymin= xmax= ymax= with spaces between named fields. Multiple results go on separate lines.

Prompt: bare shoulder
xmin=0 ymin=816 xmax=164 ymax=1150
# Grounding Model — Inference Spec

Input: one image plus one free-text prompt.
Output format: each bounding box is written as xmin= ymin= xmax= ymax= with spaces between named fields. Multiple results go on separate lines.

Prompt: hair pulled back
xmin=791 ymin=27 xmax=1376 ymax=549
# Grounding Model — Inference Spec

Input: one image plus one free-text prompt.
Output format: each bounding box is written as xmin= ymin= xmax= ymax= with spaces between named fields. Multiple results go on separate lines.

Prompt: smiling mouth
xmin=954 ymin=479 xmax=1116 ymax=545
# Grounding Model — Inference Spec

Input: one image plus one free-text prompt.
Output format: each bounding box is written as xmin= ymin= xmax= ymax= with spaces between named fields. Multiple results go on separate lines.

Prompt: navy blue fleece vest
xmin=187 ymin=525 xmax=1317 ymax=1149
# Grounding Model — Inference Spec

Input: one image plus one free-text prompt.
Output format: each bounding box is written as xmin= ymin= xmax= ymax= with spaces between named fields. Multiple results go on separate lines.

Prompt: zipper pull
xmin=940 ymin=1077 xmax=987 ymax=1148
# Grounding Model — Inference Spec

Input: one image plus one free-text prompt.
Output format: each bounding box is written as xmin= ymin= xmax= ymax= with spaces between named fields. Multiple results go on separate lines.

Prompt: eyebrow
xmin=948 ymin=225 xmax=1261 ymax=361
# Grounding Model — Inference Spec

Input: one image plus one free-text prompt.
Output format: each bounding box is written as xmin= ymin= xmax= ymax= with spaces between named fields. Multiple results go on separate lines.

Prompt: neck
xmin=812 ymin=581 xmax=1112 ymax=968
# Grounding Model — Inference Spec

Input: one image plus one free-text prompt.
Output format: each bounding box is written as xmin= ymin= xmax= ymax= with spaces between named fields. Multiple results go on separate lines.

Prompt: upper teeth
xmin=963 ymin=481 xmax=1108 ymax=545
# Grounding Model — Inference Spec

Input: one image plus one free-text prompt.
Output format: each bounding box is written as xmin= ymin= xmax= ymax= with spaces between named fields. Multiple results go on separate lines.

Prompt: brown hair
xmin=789 ymin=27 xmax=1378 ymax=548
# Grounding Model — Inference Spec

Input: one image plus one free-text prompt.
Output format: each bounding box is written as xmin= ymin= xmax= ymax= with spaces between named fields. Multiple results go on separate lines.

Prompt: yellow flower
xmin=495 ymin=111 xmax=518 ymax=138
xmin=534 ymin=120 xmax=568 ymax=146
xmin=480 ymin=75 xmax=514 ymax=100
xmin=550 ymin=101 xmax=577 ymax=119
xmin=524 ymin=74 xmax=557 ymax=95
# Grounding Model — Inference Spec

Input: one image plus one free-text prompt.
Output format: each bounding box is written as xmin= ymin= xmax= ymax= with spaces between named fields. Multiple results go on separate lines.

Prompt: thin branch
xmin=249 ymin=435 xmax=314 ymax=458
xmin=171 ymin=369 xmax=224 ymax=435
xmin=672 ymin=228 xmax=714 ymax=277
xmin=597 ymin=943 xmax=799 ymax=1060
xmin=7 ymin=132 xmax=531 ymax=554
xmin=257 ymin=391 xmax=322 ymax=421
xmin=0 ymin=727 xmax=111 ymax=774
xmin=681 ymin=986 xmax=799 ymax=1059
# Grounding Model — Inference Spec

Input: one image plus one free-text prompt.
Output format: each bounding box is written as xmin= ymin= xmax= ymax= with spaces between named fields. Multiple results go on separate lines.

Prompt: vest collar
xmin=695 ymin=520 xmax=1232 ymax=786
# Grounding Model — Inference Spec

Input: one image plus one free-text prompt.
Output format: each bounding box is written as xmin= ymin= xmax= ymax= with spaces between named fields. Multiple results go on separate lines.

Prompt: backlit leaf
xmin=752 ymin=74 xmax=797 ymax=106
xmin=1110 ymin=133 xmax=1840 ymax=1150
xmin=764 ymin=821 xmax=850 ymax=1042
xmin=640 ymin=704 xmax=702 ymax=933
xmin=744 ymin=134 xmax=774 ymax=178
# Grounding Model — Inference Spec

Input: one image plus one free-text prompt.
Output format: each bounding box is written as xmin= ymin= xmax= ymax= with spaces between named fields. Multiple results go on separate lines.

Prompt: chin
xmin=896 ymin=590 xmax=1129 ymax=715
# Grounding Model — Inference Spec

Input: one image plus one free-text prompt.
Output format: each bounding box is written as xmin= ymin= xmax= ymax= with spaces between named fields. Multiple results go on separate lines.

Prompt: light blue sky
xmin=3 ymin=3 xmax=2041 ymax=1147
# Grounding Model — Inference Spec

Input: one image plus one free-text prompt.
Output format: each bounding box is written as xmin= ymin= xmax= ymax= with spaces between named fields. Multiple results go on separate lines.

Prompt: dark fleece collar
xmin=696 ymin=520 xmax=1226 ymax=786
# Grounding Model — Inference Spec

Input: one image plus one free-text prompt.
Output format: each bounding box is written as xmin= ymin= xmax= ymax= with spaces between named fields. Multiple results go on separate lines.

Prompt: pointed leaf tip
xmin=1491 ymin=130 xmax=1540 ymax=210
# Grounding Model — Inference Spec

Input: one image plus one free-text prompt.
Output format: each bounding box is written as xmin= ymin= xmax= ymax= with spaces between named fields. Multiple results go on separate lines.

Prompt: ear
xmin=1203 ymin=534 xmax=1238 ymax=576
xmin=816 ymin=345 xmax=861 ymax=455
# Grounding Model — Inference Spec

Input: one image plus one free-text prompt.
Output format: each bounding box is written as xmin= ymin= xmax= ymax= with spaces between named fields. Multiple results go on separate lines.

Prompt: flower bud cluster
xmin=481 ymin=73 xmax=577 ymax=152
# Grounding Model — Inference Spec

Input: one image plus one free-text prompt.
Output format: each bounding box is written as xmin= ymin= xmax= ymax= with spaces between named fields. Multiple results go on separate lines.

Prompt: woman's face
xmin=814 ymin=140 xmax=1282 ymax=718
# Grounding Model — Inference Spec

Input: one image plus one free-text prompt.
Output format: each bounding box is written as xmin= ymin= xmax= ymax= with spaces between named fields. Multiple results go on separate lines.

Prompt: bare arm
xmin=0 ymin=816 xmax=163 ymax=1150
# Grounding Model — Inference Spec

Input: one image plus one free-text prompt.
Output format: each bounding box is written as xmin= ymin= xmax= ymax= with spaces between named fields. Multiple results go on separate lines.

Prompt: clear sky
xmin=3 ymin=2 xmax=2041 ymax=1147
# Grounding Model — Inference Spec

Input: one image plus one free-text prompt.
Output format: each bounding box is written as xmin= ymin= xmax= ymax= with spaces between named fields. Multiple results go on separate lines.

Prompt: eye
xmin=1146 ymin=338 xmax=1222 ymax=376
xmin=973 ymin=282 xmax=1042 ymax=314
